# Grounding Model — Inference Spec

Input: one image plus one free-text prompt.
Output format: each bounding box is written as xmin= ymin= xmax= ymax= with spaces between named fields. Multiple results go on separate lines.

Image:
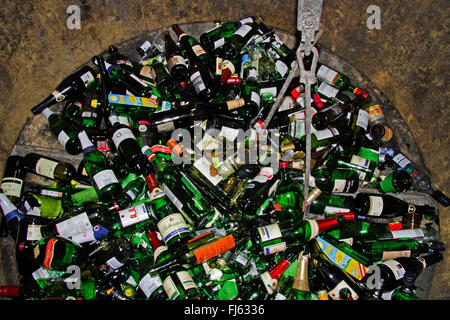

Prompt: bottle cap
xmin=279 ymin=161 xmax=289 ymax=169
xmin=166 ymin=139 xmax=184 ymax=156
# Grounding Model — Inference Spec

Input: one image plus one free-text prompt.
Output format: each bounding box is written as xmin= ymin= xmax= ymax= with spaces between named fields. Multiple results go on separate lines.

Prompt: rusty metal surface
xmin=0 ymin=22 xmax=439 ymax=300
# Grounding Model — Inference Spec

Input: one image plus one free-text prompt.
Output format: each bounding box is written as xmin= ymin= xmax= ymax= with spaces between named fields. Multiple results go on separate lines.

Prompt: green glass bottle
xmin=200 ymin=19 xmax=244 ymax=53
xmin=31 ymin=65 xmax=96 ymax=115
xmin=296 ymin=167 xmax=360 ymax=194
xmin=254 ymin=216 xmax=353 ymax=256
xmin=23 ymin=153 xmax=77 ymax=184
xmin=353 ymin=193 xmax=435 ymax=219
xmin=162 ymin=27 xmax=189 ymax=88
xmin=375 ymin=170 xmax=413 ymax=193
xmin=78 ymin=130 xmax=123 ymax=203
xmin=270 ymin=161 xmax=304 ymax=222
xmin=22 ymin=193 xmax=64 ymax=220
xmin=138 ymin=55 xmax=175 ymax=99
xmin=315 ymin=63 xmax=368 ymax=97
xmin=160 ymin=267 xmax=201 ymax=300
xmin=40 ymin=107 xmax=82 ymax=155
xmin=353 ymin=238 xmax=445 ymax=264
xmin=142 ymin=145 xmax=216 ymax=227
xmin=1 ymin=155 xmax=26 ymax=207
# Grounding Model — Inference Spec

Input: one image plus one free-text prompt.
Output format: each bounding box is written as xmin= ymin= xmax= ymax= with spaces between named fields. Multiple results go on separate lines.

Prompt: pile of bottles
xmin=0 ymin=16 xmax=448 ymax=301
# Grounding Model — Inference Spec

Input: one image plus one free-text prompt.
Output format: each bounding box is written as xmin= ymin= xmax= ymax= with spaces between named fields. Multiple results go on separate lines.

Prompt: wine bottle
xmin=23 ymin=153 xmax=77 ymax=182
xmin=253 ymin=215 xmax=354 ymax=256
xmin=31 ymin=65 xmax=96 ymax=115
xmin=0 ymin=192 xmax=24 ymax=241
xmin=353 ymin=192 xmax=435 ymax=218
xmin=162 ymin=27 xmax=189 ymax=87
xmin=172 ymin=24 xmax=216 ymax=100
xmin=1 ymin=155 xmax=26 ymax=206
xmin=288 ymin=252 xmax=312 ymax=300
xmin=78 ymin=130 xmax=123 ymax=203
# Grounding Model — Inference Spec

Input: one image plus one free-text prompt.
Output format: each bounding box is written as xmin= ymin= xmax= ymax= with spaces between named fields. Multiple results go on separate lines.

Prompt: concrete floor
xmin=0 ymin=0 xmax=448 ymax=299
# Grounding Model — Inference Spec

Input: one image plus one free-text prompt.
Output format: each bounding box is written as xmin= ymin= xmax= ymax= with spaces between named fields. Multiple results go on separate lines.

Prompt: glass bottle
xmin=23 ymin=153 xmax=77 ymax=182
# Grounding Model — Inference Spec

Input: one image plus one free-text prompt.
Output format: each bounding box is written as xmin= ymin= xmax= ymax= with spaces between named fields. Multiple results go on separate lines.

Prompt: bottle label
xmin=51 ymin=90 xmax=66 ymax=102
xmin=250 ymin=91 xmax=261 ymax=107
xmin=350 ymin=155 xmax=371 ymax=180
xmin=313 ymin=126 xmax=339 ymax=141
xmin=328 ymin=280 xmax=359 ymax=300
xmin=318 ymin=82 xmax=338 ymax=98
xmin=393 ymin=153 xmax=411 ymax=168
xmin=190 ymin=71 xmax=206 ymax=94
xmin=163 ymin=275 xmax=180 ymax=300
xmin=168 ymin=55 xmax=187 ymax=70
xmin=1 ymin=177 xmax=23 ymax=198
xmin=316 ymin=236 xmax=368 ymax=281
xmin=57 ymin=131 xmax=70 ymax=148
xmin=390 ymin=228 xmax=424 ymax=239
xmin=93 ymin=169 xmax=119 ymax=190
xmin=139 ymin=274 xmax=163 ymax=298
xmin=380 ymin=260 xmax=406 ymax=280
xmin=153 ymin=245 xmax=168 ymax=263
xmin=275 ymin=60 xmax=288 ymax=77
xmin=234 ymin=24 xmax=252 ymax=38
xmin=112 ymin=127 xmax=136 ymax=148
xmin=35 ymin=158 xmax=58 ymax=179
xmin=157 ymin=213 xmax=190 ymax=244
xmin=263 ymin=242 xmax=287 ymax=255
xmin=27 ymin=225 xmax=42 ymax=241
xmin=367 ymin=105 xmax=384 ymax=122
xmin=119 ymin=203 xmax=150 ymax=228
xmin=317 ymin=65 xmax=340 ymax=84
xmin=306 ymin=219 xmax=320 ymax=240
xmin=356 ymin=109 xmax=370 ymax=130
xmin=260 ymin=271 xmax=277 ymax=295
xmin=71 ymin=230 xmax=97 ymax=244
xmin=367 ymin=196 xmax=384 ymax=216
xmin=43 ymin=238 xmax=59 ymax=269
xmin=214 ymin=37 xmax=225 ymax=49
xmin=258 ymin=223 xmax=282 ymax=242
xmin=177 ymin=270 xmax=198 ymax=291
xmin=56 ymin=212 xmax=93 ymax=238
xmin=219 ymin=126 xmax=240 ymax=141
xmin=192 ymin=44 xmax=206 ymax=57
xmin=194 ymin=234 xmax=235 ymax=264
xmin=106 ymin=257 xmax=125 ymax=270
xmin=252 ymin=167 xmax=274 ymax=184
xmin=80 ymin=71 xmax=95 ymax=87
xmin=381 ymin=250 xmax=411 ymax=261
xmin=332 ymin=179 xmax=348 ymax=193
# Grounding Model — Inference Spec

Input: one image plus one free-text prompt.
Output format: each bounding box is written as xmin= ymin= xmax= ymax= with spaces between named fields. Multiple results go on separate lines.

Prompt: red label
xmin=43 ymin=238 xmax=58 ymax=269
xmin=151 ymin=145 xmax=172 ymax=154
xmin=194 ymin=235 xmax=235 ymax=265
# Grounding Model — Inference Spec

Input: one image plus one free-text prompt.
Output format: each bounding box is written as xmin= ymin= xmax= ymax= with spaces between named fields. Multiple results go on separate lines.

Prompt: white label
xmin=324 ymin=206 xmax=351 ymax=214
xmin=163 ymin=275 xmax=180 ymax=300
xmin=196 ymin=133 xmax=219 ymax=151
xmin=57 ymin=131 xmax=70 ymax=148
xmin=112 ymin=128 xmax=136 ymax=148
xmin=139 ymin=40 xmax=151 ymax=52
xmin=260 ymin=271 xmax=277 ymax=295
xmin=193 ymin=156 xmax=223 ymax=186
xmin=250 ymin=91 xmax=260 ymax=106
xmin=275 ymin=60 xmax=288 ymax=77
xmin=1 ymin=178 xmax=23 ymax=198
xmin=71 ymin=230 xmax=97 ymax=244
xmin=190 ymin=71 xmax=206 ymax=94
xmin=260 ymin=86 xmax=277 ymax=97
xmin=393 ymin=153 xmax=411 ymax=168
xmin=390 ymin=228 xmax=425 ymax=239
xmin=177 ymin=271 xmax=197 ymax=290
xmin=380 ymin=260 xmax=406 ymax=280
xmin=252 ymin=167 xmax=274 ymax=184
xmin=258 ymin=223 xmax=282 ymax=242
xmin=235 ymin=252 xmax=249 ymax=266
xmin=263 ymin=242 xmax=287 ymax=255
xmin=119 ymin=203 xmax=150 ymax=228
xmin=157 ymin=213 xmax=190 ymax=244
xmin=313 ymin=127 xmax=338 ymax=141
xmin=192 ymin=44 xmax=206 ymax=57
xmin=328 ymin=280 xmax=359 ymax=300
xmin=318 ymin=81 xmax=339 ymax=98
xmin=234 ymin=24 xmax=252 ymax=38
xmin=306 ymin=219 xmax=320 ymax=240
xmin=139 ymin=274 xmax=163 ymax=298
xmin=332 ymin=179 xmax=348 ymax=192
xmin=368 ymin=196 xmax=384 ymax=216
xmin=27 ymin=225 xmax=42 ymax=241
xmin=213 ymin=37 xmax=225 ymax=49
xmin=93 ymin=169 xmax=119 ymax=190
xmin=35 ymin=158 xmax=58 ymax=179
xmin=106 ymin=257 xmax=125 ymax=270
xmin=317 ymin=65 xmax=339 ymax=84
xmin=80 ymin=71 xmax=95 ymax=87
xmin=356 ymin=109 xmax=370 ymax=130
xmin=56 ymin=212 xmax=93 ymax=238
xmin=350 ymin=155 xmax=371 ymax=180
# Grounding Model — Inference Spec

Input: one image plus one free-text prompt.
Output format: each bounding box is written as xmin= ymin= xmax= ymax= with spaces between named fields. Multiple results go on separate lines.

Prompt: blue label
xmin=5 ymin=209 xmax=23 ymax=222
xmin=164 ymin=227 xmax=190 ymax=243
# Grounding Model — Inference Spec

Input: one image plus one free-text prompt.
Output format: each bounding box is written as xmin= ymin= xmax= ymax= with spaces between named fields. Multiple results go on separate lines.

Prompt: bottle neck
xmin=41 ymin=107 xmax=56 ymax=121
xmin=172 ymin=24 xmax=185 ymax=39
xmin=268 ymin=258 xmax=291 ymax=281
xmin=292 ymin=253 xmax=310 ymax=292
